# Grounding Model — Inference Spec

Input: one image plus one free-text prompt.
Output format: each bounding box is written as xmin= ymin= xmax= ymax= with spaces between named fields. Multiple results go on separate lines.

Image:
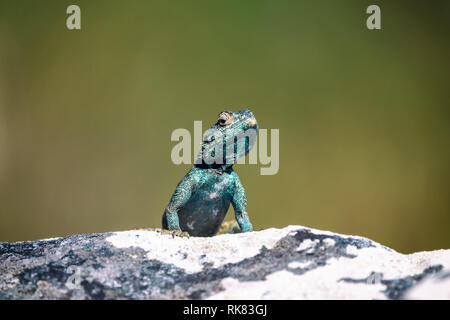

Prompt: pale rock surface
xmin=0 ymin=225 xmax=449 ymax=299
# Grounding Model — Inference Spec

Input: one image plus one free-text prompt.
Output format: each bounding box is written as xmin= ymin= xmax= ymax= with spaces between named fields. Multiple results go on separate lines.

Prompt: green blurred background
xmin=0 ymin=1 xmax=449 ymax=253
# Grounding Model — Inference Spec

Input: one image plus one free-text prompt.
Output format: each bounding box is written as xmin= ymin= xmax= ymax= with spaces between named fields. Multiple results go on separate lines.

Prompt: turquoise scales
xmin=162 ymin=109 xmax=258 ymax=237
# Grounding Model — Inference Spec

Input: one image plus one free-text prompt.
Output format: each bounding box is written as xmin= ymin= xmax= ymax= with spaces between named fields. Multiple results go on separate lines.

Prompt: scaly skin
xmin=162 ymin=109 xmax=258 ymax=237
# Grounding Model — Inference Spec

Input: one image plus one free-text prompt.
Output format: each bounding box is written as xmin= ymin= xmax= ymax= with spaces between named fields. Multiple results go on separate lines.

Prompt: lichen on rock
xmin=0 ymin=226 xmax=449 ymax=299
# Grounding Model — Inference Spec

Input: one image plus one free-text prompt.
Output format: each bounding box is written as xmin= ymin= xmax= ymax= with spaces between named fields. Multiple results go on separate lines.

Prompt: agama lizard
xmin=162 ymin=109 xmax=258 ymax=237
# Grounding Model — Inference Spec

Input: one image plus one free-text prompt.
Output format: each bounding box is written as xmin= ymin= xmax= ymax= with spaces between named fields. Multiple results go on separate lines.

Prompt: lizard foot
xmin=167 ymin=229 xmax=190 ymax=238
xmin=133 ymin=227 xmax=190 ymax=238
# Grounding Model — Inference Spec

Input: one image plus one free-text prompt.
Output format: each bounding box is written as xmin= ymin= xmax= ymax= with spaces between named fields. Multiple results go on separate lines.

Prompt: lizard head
xmin=196 ymin=108 xmax=258 ymax=169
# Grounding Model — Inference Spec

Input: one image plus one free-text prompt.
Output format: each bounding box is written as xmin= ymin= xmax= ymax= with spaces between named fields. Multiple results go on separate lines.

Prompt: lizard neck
xmin=194 ymin=163 xmax=233 ymax=175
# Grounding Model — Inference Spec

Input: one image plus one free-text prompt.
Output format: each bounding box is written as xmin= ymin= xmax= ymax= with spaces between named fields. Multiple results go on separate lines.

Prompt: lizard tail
xmin=216 ymin=220 xmax=241 ymax=235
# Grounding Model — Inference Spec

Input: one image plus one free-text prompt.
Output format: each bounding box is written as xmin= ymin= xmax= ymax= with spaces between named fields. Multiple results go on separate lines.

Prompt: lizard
xmin=162 ymin=108 xmax=258 ymax=237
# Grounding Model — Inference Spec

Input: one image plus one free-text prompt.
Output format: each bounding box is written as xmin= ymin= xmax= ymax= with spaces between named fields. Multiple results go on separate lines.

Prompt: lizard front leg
xmin=231 ymin=173 xmax=253 ymax=233
xmin=162 ymin=173 xmax=195 ymax=236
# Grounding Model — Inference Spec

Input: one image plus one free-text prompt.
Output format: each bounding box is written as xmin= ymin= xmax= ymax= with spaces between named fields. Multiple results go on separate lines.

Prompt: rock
xmin=0 ymin=225 xmax=449 ymax=300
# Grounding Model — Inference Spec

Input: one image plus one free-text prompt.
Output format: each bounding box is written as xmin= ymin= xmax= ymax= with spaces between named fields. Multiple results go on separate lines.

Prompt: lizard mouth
xmin=240 ymin=109 xmax=258 ymax=130
xmin=247 ymin=116 xmax=257 ymax=127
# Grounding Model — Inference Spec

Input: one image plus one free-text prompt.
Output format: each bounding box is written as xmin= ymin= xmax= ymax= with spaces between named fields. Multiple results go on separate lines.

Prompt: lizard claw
xmin=133 ymin=227 xmax=190 ymax=238
xmin=170 ymin=229 xmax=190 ymax=238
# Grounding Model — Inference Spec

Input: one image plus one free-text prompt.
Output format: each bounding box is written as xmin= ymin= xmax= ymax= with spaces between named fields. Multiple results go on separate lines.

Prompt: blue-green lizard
xmin=162 ymin=109 xmax=258 ymax=237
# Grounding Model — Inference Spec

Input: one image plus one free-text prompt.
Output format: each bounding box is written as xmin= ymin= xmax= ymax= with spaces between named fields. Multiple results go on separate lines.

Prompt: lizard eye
xmin=218 ymin=111 xmax=233 ymax=126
